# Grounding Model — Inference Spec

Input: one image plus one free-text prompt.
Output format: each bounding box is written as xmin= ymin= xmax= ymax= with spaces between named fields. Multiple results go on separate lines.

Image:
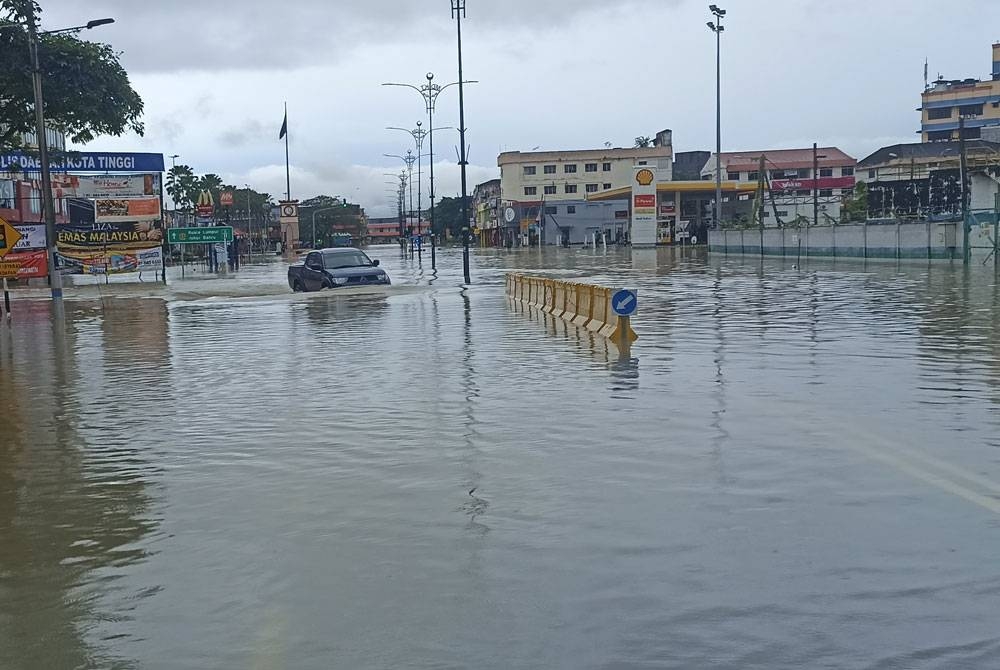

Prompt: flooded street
xmin=3 ymin=245 xmax=1000 ymax=669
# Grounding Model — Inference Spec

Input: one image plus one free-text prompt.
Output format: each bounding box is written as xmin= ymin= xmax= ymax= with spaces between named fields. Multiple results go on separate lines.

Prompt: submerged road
xmin=2 ymin=245 xmax=1000 ymax=669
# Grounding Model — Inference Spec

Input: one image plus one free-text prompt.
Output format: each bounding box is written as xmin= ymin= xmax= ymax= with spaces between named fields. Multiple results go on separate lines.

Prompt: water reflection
xmin=0 ymin=300 xmax=163 ymax=669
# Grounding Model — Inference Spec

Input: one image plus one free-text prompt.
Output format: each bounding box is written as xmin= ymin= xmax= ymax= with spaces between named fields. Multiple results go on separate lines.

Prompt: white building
xmin=499 ymin=138 xmax=673 ymax=205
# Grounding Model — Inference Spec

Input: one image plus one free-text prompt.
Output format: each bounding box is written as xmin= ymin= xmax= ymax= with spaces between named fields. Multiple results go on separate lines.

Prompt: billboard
xmin=0 ymin=152 xmax=165 ymax=173
xmin=65 ymin=174 xmax=159 ymax=198
xmin=94 ymin=197 xmax=161 ymax=223
xmin=58 ymin=246 xmax=162 ymax=276
xmin=13 ymin=224 xmax=46 ymax=250
xmin=0 ymin=250 xmax=48 ymax=279
xmin=631 ymin=166 xmax=658 ymax=247
xmin=56 ymin=222 xmax=163 ymax=249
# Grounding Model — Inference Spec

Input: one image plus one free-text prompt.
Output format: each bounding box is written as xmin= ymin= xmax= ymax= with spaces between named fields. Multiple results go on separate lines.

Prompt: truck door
xmin=304 ymin=252 xmax=324 ymax=291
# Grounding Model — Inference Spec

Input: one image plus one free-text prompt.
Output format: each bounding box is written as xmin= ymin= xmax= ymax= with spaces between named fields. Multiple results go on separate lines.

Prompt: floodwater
xmin=3 ymin=245 xmax=1000 ymax=669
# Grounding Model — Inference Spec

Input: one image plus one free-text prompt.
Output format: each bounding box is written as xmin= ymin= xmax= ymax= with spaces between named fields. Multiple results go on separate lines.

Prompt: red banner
xmin=634 ymin=194 xmax=656 ymax=208
xmin=0 ymin=250 xmax=48 ymax=279
xmin=771 ymin=176 xmax=855 ymax=191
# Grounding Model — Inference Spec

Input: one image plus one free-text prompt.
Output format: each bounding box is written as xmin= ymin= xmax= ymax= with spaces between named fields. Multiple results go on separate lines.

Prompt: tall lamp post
xmin=451 ymin=0 xmax=472 ymax=284
xmin=707 ymin=4 xmax=726 ymax=229
xmin=2 ymin=13 xmax=115 ymax=302
xmin=388 ymin=123 xmax=446 ymax=241
xmin=383 ymin=75 xmax=476 ymax=272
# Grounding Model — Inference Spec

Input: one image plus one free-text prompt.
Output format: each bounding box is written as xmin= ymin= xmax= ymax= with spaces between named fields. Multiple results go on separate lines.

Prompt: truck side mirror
xmin=372 ymin=259 xmax=380 ymax=267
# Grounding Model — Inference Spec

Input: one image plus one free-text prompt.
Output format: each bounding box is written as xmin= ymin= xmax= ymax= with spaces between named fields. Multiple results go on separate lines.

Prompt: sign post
xmin=0 ymin=217 xmax=24 ymax=320
xmin=167 ymin=227 xmax=234 ymax=245
xmin=610 ymin=288 xmax=639 ymax=351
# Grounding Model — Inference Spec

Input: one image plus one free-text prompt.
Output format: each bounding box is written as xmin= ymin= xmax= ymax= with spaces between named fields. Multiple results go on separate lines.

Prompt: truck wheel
xmin=292 ymin=280 xmax=305 ymax=292
xmin=321 ymin=278 xmax=333 ymax=289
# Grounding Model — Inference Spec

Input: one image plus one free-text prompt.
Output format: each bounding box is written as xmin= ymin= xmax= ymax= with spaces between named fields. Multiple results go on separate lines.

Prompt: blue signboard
xmin=611 ymin=288 xmax=638 ymax=317
xmin=0 ymin=152 xmax=165 ymax=173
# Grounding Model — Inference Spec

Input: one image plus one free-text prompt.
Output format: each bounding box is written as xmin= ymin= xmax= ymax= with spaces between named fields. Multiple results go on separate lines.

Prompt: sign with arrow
xmin=611 ymin=288 xmax=637 ymax=317
xmin=0 ymin=216 xmax=24 ymax=259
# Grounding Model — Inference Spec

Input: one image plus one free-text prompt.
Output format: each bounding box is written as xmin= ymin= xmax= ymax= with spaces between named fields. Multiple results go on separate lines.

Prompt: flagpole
xmin=283 ymin=101 xmax=291 ymax=201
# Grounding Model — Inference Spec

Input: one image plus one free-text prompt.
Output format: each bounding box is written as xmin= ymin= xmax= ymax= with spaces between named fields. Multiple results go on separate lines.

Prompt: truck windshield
xmin=323 ymin=251 xmax=371 ymax=269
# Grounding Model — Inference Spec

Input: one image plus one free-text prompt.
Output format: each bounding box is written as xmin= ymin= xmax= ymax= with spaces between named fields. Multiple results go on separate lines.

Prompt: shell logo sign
xmin=635 ymin=168 xmax=655 ymax=186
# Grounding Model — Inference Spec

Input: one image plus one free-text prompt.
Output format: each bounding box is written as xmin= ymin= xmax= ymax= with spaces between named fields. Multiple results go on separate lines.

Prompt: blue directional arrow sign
xmin=611 ymin=288 xmax=638 ymax=317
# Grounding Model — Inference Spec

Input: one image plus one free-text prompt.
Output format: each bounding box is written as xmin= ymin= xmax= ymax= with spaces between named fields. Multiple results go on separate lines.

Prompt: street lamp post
xmin=383 ymin=75 xmax=477 ymax=271
xmin=708 ymin=5 xmax=726 ymax=229
xmin=4 ymin=12 xmax=115 ymax=301
xmin=452 ymin=0 xmax=472 ymax=284
xmin=388 ymin=124 xmax=439 ymax=245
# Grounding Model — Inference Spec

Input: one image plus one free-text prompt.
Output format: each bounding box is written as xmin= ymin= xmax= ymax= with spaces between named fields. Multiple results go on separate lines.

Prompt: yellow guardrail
xmin=505 ymin=273 xmax=637 ymax=345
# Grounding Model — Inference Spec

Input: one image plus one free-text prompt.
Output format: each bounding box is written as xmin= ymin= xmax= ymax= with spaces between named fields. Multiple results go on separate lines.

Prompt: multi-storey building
xmin=0 ymin=127 xmax=70 ymax=227
xmin=497 ymin=131 xmax=672 ymax=245
xmin=472 ymin=178 xmax=501 ymax=245
xmin=919 ymin=44 xmax=1000 ymax=142
xmin=701 ymin=147 xmax=856 ymax=225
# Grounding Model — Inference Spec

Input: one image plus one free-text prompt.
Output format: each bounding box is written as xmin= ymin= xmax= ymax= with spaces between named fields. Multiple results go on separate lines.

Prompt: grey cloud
xmin=42 ymin=0 xmax=653 ymax=73
xmin=219 ymin=119 xmax=272 ymax=148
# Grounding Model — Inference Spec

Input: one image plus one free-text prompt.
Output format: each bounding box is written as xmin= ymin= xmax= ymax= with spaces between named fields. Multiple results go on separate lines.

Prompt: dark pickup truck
xmin=288 ymin=248 xmax=391 ymax=292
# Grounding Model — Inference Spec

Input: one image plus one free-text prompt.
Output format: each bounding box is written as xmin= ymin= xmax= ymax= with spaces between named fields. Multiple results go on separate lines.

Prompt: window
xmin=602 ymin=162 xmax=612 ymax=171
xmin=776 ymin=210 xmax=789 ymax=217
xmin=564 ymin=164 xmax=577 ymax=173
xmin=29 ymin=188 xmax=40 ymax=214
xmin=727 ymin=172 xmax=740 ymax=180
xmin=567 ymin=206 xmax=576 ymax=214
xmin=747 ymin=171 xmax=759 ymax=181
xmin=637 ymin=161 xmax=648 ymax=166
xmin=585 ymin=184 xmax=599 ymax=193
xmin=762 ymin=210 xmax=769 ymax=217
xmin=961 ymin=126 xmax=981 ymax=139
xmin=524 ymin=186 xmax=537 ymax=196
xmin=543 ymin=185 xmax=556 ymax=195
xmin=868 ymin=169 xmax=877 ymax=178
xmin=819 ymin=168 xmax=833 ymax=177
xmin=841 ymin=188 xmax=854 ymax=196
xmin=543 ymin=165 xmax=556 ymax=174
xmin=797 ymin=168 xmax=811 ymax=178
xmin=795 ymin=189 xmax=810 ymax=196
xmin=819 ymin=189 xmax=833 ymax=197
xmin=545 ymin=206 xmax=557 ymax=214
xmin=927 ymin=106 xmax=952 ymax=120
xmin=0 ymin=180 xmax=13 ymax=209
xmin=927 ymin=130 xmax=953 ymax=142
xmin=842 ymin=167 xmax=854 ymax=176
xmin=523 ymin=166 xmax=536 ymax=175
xmin=603 ymin=183 xmax=612 ymax=190
xmin=585 ymin=163 xmax=598 ymax=172
xmin=565 ymin=184 xmax=578 ymax=194
xmin=959 ymin=103 xmax=984 ymax=117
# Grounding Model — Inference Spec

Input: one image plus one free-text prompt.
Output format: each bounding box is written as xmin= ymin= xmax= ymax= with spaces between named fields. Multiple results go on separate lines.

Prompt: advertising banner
xmin=770 ymin=176 xmax=855 ymax=191
xmin=63 ymin=174 xmax=159 ymax=198
xmin=631 ymin=166 xmax=658 ymax=247
xmin=13 ymin=224 xmax=46 ymax=250
xmin=59 ymin=246 xmax=162 ymax=276
xmin=56 ymin=222 xmax=163 ymax=249
xmin=94 ymin=197 xmax=161 ymax=223
xmin=0 ymin=152 xmax=165 ymax=173
xmin=0 ymin=249 xmax=48 ymax=279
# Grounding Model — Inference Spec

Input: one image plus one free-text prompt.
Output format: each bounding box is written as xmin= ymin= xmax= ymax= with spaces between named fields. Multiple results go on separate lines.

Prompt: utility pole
xmin=708 ymin=5 xmax=726 ymax=230
xmin=452 ymin=0 xmax=471 ymax=284
xmin=27 ymin=9 xmax=62 ymax=301
xmin=959 ymin=115 xmax=970 ymax=264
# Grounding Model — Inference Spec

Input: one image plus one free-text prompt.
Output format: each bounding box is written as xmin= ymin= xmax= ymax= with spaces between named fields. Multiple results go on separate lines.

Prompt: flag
xmin=279 ymin=110 xmax=287 ymax=140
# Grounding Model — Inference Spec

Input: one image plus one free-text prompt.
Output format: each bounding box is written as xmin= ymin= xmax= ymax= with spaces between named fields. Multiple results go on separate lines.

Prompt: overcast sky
xmin=43 ymin=0 xmax=1000 ymax=216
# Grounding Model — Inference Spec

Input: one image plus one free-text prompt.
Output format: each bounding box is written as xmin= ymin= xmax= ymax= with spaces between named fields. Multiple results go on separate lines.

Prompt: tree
xmin=165 ymin=165 xmax=197 ymax=211
xmin=841 ymin=181 xmax=869 ymax=223
xmin=432 ymin=196 xmax=472 ymax=240
xmin=299 ymin=195 xmax=362 ymax=246
xmin=634 ymin=136 xmax=652 ymax=148
xmin=0 ymin=0 xmax=144 ymax=151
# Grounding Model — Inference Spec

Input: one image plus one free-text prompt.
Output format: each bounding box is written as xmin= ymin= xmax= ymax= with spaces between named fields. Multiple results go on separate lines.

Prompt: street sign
xmin=167 ymin=227 xmax=234 ymax=244
xmin=504 ymin=206 xmax=517 ymax=224
xmin=220 ymin=191 xmax=234 ymax=207
xmin=611 ymin=288 xmax=638 ymax=317
xmin=0 ymin=217 xmax=23 ymax=258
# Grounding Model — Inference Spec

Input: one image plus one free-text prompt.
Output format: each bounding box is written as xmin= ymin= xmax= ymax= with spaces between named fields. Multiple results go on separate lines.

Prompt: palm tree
xmin=166 ymin=164 xmax=197 ymax=212
xmin=634 ymin=136 xmax=652 ymax=148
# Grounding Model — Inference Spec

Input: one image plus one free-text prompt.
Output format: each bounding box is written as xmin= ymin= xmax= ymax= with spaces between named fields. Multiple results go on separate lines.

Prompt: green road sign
xmin=167 ymin=227 xmax=234 ymax=244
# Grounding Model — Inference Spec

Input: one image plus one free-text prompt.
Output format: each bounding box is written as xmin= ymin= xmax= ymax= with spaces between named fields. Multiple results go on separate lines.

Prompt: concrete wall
xmin=709 ymin=221 xmax=963 ymax=260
